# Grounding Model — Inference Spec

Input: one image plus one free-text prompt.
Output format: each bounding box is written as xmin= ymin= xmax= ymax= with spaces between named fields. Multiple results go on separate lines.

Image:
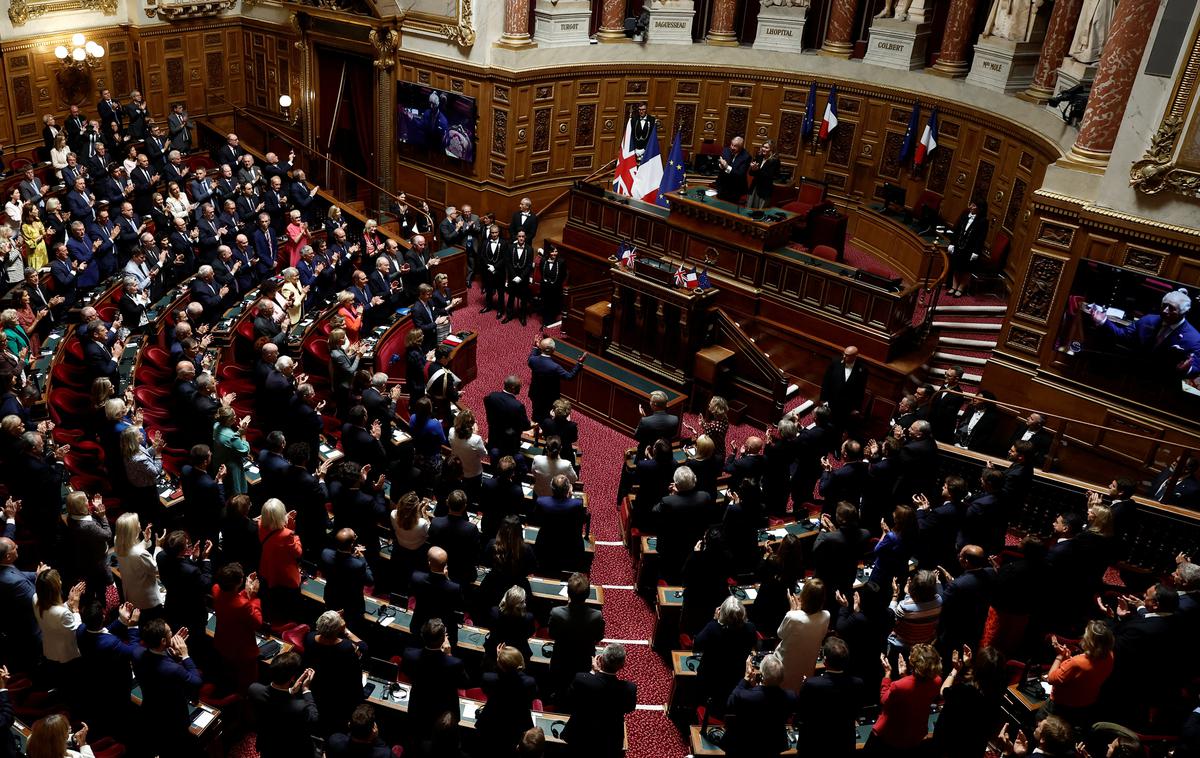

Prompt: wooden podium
xmin=607 ymin=262 xmax=718 ymax=387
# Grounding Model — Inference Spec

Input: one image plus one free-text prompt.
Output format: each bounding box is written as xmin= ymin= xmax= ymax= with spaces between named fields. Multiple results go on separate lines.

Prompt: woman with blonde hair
xmin=257 ymin=498 xmax=303 ymax=623
xmin=362 ymin=218 xmax=382 ymax=258
xmin=335 ymin=290 xmax=363 ymax=342
xmin=26 ymin=713 xmax=94 ymax=758
xmin=22 ymin=201 xmax=49 ymax=269
xmin=1046 ymin=619 xmax=1115 ymax=725
xmin=49 ymin=134 xmax=70 ymax=175
xmin=405 ymin=327 xmax=428 ymax=400
xmin=212 ymin=405 xmax=251 ymax=495
xmin=477 ymin=643 xmax=537 ymax=753
xmin=868 ymin=643 xmax=943 ymax=754
xmin=165 ymin=181 xmax=193 ymax=221
xmin=449 ymin=407 xmax=487 ymax=494
xmin=484 ymin=585 xmax=536 ymax=665
xmin=684 ymin=395 xmax=729 ymax=460
xmin=114 ymin=512 xmax=165 ymax=615
xmin=120 ymin=425 xmax=164 ymax=523
xmin=278 ymin=266 xmax=306 ymax=323
xmin=773 ymin=577 xmax=830 ymax=690
xmin=325 ymin=204 xmax=347 ymax=238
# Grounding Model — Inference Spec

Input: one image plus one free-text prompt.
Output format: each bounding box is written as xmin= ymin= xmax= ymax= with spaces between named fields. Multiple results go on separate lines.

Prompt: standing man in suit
xmin=651 ymin=467 xmax=717 ymax=582
xmin=409 ymin=549 xmax=466 ymax=646
xmin=437 ymin=205 xmax=466 ymax=248
xmin=251 ymin=213 xmax=279 ymax=280
xmin=1007 ymin=411 xmax=1052 ymax=467
xmin=747 ymin=139 xmax=782 ymax=209
xmin=527 ymin=337 xmax=585 ymax=425
xmin=484 ymin=375 xmax=532 ymax=460
xmin=129 ymin=154 xmax=159 ymax=216
xmin=66 ymin=176 xmax=97 ymax=223
xmin=510 ymin=197 xmax=538 ymax=244
xmin=634 ymin=390 xmax=680 ymax=459
xmin=563 ymin=643 xmax=637 ymax=758
xmin=18 ymin=167 xmax=49 ymax=208
xmin=479 ymin=223 xmax=508 ymax=316
xmin=401 ymin=234 xmax=436 ymax=302
xmin=629 ymin=103 xmax=655 ymax=156
xmin=401 ymin=618 xmax=469 ymax=746
xmin=0 ymin=537 xmax=41 ymax=669
xmin=953 ymin=390 xmax=1000 ymax=453
xmin=125 ymin=91 xmax=150 ymax=141
xmin=320 ymin=528 xmax=374 ymax=630
xmin=538 ymin=244 xmax=567 ymax=326
xmin=410 ymin=284 xmax=441 ymax=352
xmin=167 ymin=102 xmax=193 ymax=153
xmin=67 ymin=221 xmax=100 ymax=290
xmin=946 ymin=199 xmax=987 ymax=297
xmin=63 ymin=104 xmax=88 ymax=154
xmin=217 ymin=134 xmax=244 ymax=170
xmin=504 ymin=230 xmax=533 ymax=325
xmin=97 ymin=89 xmax=124 ymax=143
xmin=428 ymin=491 xmax=481 ymax=587
xmin=549 ymin=572 xmax=605 ymax=701
xmin=131 ymin=618 xmax=203 ymax=752
xmin=247 ymin=652 xmax=320 ymax=758
xmin=458 ymin=204 xmax=482 ymax=287
xmin=533 ymin=475 xmax=588 ymax=575
xmin=820 ymin=345 xmax=868 ymax=436
xmin=715 ymin=135 xmax=751 ymax=203
xmin=929 ymin=366 xmax=965 ymax=443
xmin=795 ymin=638 xmax=863 ymax=758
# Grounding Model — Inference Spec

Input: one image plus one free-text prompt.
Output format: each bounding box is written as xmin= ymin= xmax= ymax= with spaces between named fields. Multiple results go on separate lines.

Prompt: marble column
xmin=706 ymin=0 xmax=739 ymax=46
xmin=928 ymin=0 xmax=978 ymax=77
xmin=1020 ymin=0 xmax=1084 ymax=102
xmin=821 ymin=0 xmax=861 ymax=57
xmin=597 ymin=0 xmax=628 ymax=42
xmin=1065 ymin=0 xmax=1158 ymax=168
xmin=497 ymin=0 xmax=535 ymax=48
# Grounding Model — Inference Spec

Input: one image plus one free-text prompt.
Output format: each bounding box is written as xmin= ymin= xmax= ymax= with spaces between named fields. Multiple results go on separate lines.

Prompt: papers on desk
xmin=740 ymin=587 xmax=758 ymax=601
xmin=521 ymin=483 xmax=534 ymax=498
xmin=521 ymin=441 xmax=533 ymax=450
xmin=193 ymin=710 xmax=214 ymax=730
xmin=558 ymin=584 xmax=570 ymax=598
xmin=380 ymin=616 xmax=395 ymax=627
xmin=461 ymin=702 xmax=478 ymax=720
xmin=445 ymin=334 xmax=463 ymax=345
xmin=362 ymin=672 xmax=369 ymax=687
xmin=1040 ymin=681 xmax=1053 ymax=695
xmin=246 ymin=465 xmax=259 ymax=476
xmin=392 ymin=429 xmax=412 ymax=444
xmin=767 ymin=528 xmax=789 ymax=538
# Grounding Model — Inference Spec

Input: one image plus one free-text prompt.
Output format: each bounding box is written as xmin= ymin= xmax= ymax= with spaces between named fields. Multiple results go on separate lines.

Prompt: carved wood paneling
xmin=575 ymin=103 xmax=595 ymax=149
xmin=827 ymin=121 xmax=855 ymax=168
xmin=879 ymin=131 xmax=904 ymax=180
xmin=927 ymin=146 xmax=954 ymax=195
xmin=673 ymin=102 xmax=696 ymax=146
xmin=973 ymin=160 xmax=995 ymax=205
xmin=1123 ymin=246 xmax=1167 ymax=275
xmin=1015 ymin=252 xmax=1066 ymax=324
xmin=778 ymin=110 xmax=802 ymax=158
xmin=725 ymin=106 xmax=749 ymax=146
xmin=1007 ymin=325 xmax=1043 ymax=354
xmin=1005 ymin=177 xmax=1027 ymax=232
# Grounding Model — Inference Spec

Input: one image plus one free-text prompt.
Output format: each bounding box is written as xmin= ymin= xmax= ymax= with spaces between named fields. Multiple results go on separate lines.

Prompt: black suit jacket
xmin=812 ymin=526 xmax=872 ymax=594
xmin=483 ymin=390 xmax=531 ymax=456
xmin=796 ymin=671 xmax=863 ymax=755
xmin=1007 ymin=424 xmax=1052 ymax=467
xmin=548 ymin=603 xmax=605 ymax=688
xmin=428 ymin=514 xmax=482 ymax=586
xmin=929 ymin=385 xmax=964 ymax=443
xmin=715 ymin=147 xmax=751 ymax=202
xmin=409 ymin=571 xmax=465 ymax=642
xmin=634 ymin=411 xmax=680 ymax=457
xmin=246 ymin=684 xmax=320 ymax=758
xmin=563 ymin=671 xmax=637 ymax=758
xmin=509 ymin=210 xmax=539 ymax=243
xmin=401 ymin=647 xmax=469 ymax=732
xmin=954 ymin=407 xmax=999 ymax=453
xmin=820 ymin=358 xmax=868 ymax=421
xmin=652 ymin=490 xmax=717 ymax=582
xmin=339 ymin=423 xmax=386 ymax=471
xmin=951 ymin=208 xmax=988 ymax=258
xmin=723 ymin=680 xmax=797 ymax=757
xmin=83 ymin=339 xmax=118 ymax=383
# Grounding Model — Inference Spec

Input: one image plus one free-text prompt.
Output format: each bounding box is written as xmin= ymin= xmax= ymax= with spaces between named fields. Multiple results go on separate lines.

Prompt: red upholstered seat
xmin=811 ymin=245 xmax=839 ymax=262
xmin=782 ymin=178 xmax=827 ymax=217
xmin=143 ymin=345 xmax=172 ymax=369
xmin=282 ymin=623 xmax=310 ymax=653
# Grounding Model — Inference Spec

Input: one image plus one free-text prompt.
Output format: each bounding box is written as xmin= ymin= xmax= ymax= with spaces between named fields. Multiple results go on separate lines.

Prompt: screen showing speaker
xmin=395 ymin=82 xmax=477 ymax=164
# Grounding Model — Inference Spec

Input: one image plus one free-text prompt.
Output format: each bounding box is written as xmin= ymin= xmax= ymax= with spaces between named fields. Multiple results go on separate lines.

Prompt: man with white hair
xmin=510 ymin=196 xmax=538 ymax=243
xmin=253 ymin=298 xmax=289 ymax=350
xmin=1089 ymin=287 xmax=1200 ymax=377
xmin=651 ymin=466 xmax=717 ymax=582
xmin=723 ymin=652 xmax=799 ymax=757
xmin=217 ymin=133 xmax=243 ymax=168
xmin=438 ymin=205 xmax=465 ymax=248
xmin=562 ymin=643 xmax=636 ymax=758
xmin=190 ymin=264 xmax=228 ymax=322
xmin=118 ymin=275 xmax=151 ymax=330
xmin=402 ymin=233 xmax=437 ymax=302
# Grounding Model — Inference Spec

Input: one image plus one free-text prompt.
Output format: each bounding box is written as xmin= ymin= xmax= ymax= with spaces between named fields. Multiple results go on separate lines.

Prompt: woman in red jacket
xmin=865 ymin=643 xmax=942 ymax=755
xmin=258 ymin=498 xmax=303 ymax=625
xmin=212 ymin=562 xmax=262 ymax=693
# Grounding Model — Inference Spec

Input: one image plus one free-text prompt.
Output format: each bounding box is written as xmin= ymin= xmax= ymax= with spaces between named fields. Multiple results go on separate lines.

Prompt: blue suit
xmin=533 ymin=495 xmax=586 ymax=575
xmin=132 ymin=648 xmax=203 ymax=745
xmin=528 ymin=347 xmax=582 ymax=423
xmin=1103 ymin=313 xmax=1200 ymax=377
xmin=66 ymin=190 xmax=96 ymax=222
xmin=87 ymin=220 xmax=117 ymax=278
xmin=410 ymin=297 xmax=438 ymax=351
xmin=251 ymin=226 xmax=278 ymax=279
xmin=76 ymin=620 xmax=141 ymax=727
xmin=0 ymin=564 xmax=39 ymax=667
xmin=67 ymin=235 xmax=101 ymax=288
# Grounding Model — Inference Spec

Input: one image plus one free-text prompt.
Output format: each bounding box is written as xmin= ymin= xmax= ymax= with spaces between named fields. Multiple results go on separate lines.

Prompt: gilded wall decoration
xmin=879 ymin=131 xmax=904 ymax=180
xmin=890 ymin=107 xmax=910 ymax=124
xmin=725 ymin=106 xmax=749 ymax=147
xmin=730 ymin=84 xmax=752 ymax=99
xmin=167 ymin=59 xmax=186 ymax=95
xmin=626 ymin=80 xmax=648 ymax=95
xmin=1131 ymin=13 xmax=1200 ymax=199
xmin=403 ymin=0 xmax=476 ymax=47
xmin=782 ymin=89 xmax=805 ymax=104
xmin=531 ymin=160 xmax=549 ymax=175
xmin=533 ymin=108 xmax=551 ymax=152
xmin=573 ymin=154 xmax=593 ymax=170
xmin=1015 ymin=253 xmax=1065 ymax=323
xmin=368 ymin=28 xmax=400 ymax=69
xmin=111 ymin=60 xmax=131 ymax=96
xmin=839 ymin=98 xmax=859 ymax=115
xmin=575 ymin=104 xmax=596 ymax=149
xmin=13 ymin=77 xmax=33 ymax=118
xmin=494 ymin=85 xmax=509 ymax=104
xmin=1035 ymin=221 xmax=1074 ymax=250
xmin=927 ymin=146 xmax=953 ymax=194
xmin=535 ymin=86 xmax=553 ymax=100
xmin=579 ymin=81 xmax=599 ymax=96
xmin=827 ymin=121 xmax=855 ymax=168
xmin=673 ymin=103 xmax=696 ymax=146
xmin=940 ymin=120 xmax=959 ymax=139
xmin=1007 ymin=326 xmax=1042 ymax=354
xmin=1122 ymin=246 xmax=1166 ymax=274
xmin=9 ymin=0 xmax=117 ymax=26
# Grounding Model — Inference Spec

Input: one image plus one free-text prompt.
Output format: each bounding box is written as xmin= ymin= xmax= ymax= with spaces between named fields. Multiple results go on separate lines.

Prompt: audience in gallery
xmin=1 ymin=95 xmax=1200 ymax=758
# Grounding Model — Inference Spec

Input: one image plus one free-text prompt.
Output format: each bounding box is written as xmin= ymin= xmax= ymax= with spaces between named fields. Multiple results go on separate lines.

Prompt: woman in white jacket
xmin=34 ymin=568 xmax=84 ymax=665
xmin=114 ymin=512 xmax=165 ymax=614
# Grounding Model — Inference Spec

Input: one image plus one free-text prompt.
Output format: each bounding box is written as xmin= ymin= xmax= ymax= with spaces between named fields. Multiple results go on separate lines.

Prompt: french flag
xmin=683 ymin=267 xmax=700 ymax=290
xmin=819 ymin=86 xmax=839 ymax=141
xmin=914 ymin=107 xmax=939 ymax=167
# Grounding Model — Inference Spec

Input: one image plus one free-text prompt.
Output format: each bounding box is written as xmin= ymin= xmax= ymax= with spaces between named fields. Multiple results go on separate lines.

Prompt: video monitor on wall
xmin=1055 ymin=261 xmax=1200 ymax=415
xmin=396 ymin=82 xmax=477 ymax=164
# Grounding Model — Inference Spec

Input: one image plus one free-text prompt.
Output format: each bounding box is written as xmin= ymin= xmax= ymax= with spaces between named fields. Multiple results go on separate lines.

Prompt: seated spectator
xmin=864 ymin=643 xmax=942 ymax=755
xmin=722 ymin=653 xmax=797 ymax=758
xmin=694 ymin=596 xmax=757 ymax=718
xmin=247 ymin=651 xmax=320 ymax=758
xmin=774 ymin=577 xmax=829 ymax=691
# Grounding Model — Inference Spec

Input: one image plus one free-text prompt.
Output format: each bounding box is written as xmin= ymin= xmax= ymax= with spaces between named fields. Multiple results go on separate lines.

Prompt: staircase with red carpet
xmin=926 ymin=292 xmax=1009 ymax=391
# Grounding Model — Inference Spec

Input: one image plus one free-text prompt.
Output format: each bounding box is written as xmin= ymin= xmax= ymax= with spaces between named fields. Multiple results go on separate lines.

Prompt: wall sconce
xmin=55 ymin=34 xmax=104 ymax=69
xmin=279 ymin=93 xmax=299 ymax=127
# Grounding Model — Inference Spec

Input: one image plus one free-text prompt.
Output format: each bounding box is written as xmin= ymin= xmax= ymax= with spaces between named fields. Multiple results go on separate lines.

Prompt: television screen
xmin=396 ymin=82 xmax=477 ymax=163
xmin=1054 ymin=261 xmax=1200 ymax=410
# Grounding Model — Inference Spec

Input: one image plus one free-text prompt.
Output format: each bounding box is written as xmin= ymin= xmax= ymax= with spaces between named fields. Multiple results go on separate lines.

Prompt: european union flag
xmin=698 ymin=268 xmax=712 ymax=290
xmin=898 ymin=101 xmax=920 ymax=163
xmin=658 ymin=131 xmax=686 ymax=208
xmin=801 ymin=82 xmax=817 ymax=140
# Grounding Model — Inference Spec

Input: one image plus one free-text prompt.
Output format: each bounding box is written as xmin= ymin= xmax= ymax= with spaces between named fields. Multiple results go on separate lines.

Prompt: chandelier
xmin=54 ymin=34 xmax=105 ymax=69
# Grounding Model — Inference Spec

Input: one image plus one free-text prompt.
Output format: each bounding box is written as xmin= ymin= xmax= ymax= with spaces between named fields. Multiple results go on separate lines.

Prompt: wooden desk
xmin=847 ymin=205 xmax=943 ymax=286
xmin=688 ymin=712 xmax=937 ymax=754
xmin=666 ymin=188 xmax=803 ymax=253
xmin=129 ymin=684 xmax=221 ymax=738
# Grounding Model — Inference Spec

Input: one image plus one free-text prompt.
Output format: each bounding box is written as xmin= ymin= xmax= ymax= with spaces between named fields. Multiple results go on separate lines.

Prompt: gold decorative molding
xmin=145 ymin=0 xmax=237 ymax=20
xmin=402 ymin=0 xmax=475 ymax=48
xmin=368 ymin=26 xmax=400 ymax=69
xmin=1130 ymin=11 xmax=1200 ymax=199
xmin=9 ymin=0 xmax=117 ymax=27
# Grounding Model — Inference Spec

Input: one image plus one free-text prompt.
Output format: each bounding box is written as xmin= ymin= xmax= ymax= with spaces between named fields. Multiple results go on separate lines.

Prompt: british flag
xmin=673 ymin=264 xmax=686 ymax=287
xmin=613 ymin=119 xmax=638 ymax=196
xmin=618 ymin=242 xmax=636 ymax=267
